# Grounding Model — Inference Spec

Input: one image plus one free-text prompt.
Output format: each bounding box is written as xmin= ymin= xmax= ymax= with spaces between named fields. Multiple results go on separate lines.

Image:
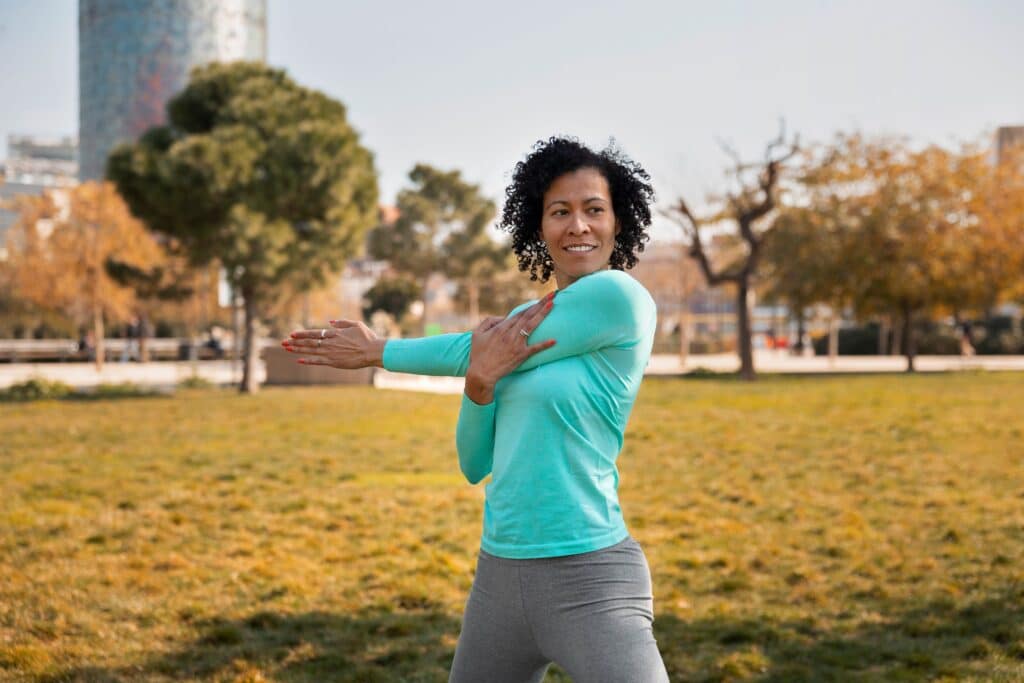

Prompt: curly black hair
xmin=498 ymin=136 xmax=655 ymax=282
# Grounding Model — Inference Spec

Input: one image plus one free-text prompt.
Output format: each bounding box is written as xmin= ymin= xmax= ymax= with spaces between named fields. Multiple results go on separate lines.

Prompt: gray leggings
xmin=449 ymin=536 xmax=670 ymax=682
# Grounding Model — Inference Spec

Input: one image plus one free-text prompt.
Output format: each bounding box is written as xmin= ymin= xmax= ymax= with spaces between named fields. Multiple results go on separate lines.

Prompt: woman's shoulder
xmin=569 ymin=269 xmax=655 ymax=310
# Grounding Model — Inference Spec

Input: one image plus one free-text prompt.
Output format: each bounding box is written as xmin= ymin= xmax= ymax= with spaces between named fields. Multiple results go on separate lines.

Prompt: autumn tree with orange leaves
xmin=766 ymin=134 xmax=1024 ymax=370
xmin=4 ymin=182 xmax=165 ymax=370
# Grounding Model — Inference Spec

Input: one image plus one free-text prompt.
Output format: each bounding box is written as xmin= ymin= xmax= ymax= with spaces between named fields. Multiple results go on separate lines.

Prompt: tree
xmin=667 ymin=126 xmax=798 ymax=380
xmin=362 ymin=275 xmax=422 ymax=321
xmin=786 ymin=134 xmax=1024 ymax=370
xmin=367 ymin=164 xmax=500 ymax=330
xmin=452 ymin=253 xmax=545 ymax=320
xmin=108 ymin=62 xmax=378 ymax=392
xmin=4 ymin=183 xmax=164 ymax=370
xmin=761 ymin=207 xmax=832 ymax=354
xmin=104 ymin=252 xmax=195 ymax=362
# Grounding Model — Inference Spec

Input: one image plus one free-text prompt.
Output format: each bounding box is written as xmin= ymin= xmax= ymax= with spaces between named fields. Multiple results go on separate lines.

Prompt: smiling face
xmin=540 ymin=167 xmax=619 ymax=289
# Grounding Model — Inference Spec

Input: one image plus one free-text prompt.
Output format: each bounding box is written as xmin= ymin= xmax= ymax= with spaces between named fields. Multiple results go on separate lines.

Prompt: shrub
xmin=0 ymin=378 xmax=73 ymax=402
xmin=179 ymin=375 xmax=214 ymax=390
xmin=91 ymin=382 xmax=157 ymax=398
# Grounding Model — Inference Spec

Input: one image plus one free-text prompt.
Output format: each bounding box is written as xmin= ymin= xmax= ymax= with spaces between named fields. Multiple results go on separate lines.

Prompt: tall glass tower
xmin=78 ymin=0 xmax=267 ymax=181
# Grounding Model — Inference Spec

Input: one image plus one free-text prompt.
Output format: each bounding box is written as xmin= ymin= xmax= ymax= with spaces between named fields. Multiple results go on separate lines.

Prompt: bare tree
xmin=667 ymin=125 xmax=798 ymax=380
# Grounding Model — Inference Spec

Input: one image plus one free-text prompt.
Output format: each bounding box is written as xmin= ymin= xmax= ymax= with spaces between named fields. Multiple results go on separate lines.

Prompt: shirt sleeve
xmin=389 ymin=270 xmax=655 ymax=486
xmin=455 ymin=392 xmax=496 ymax=484
xmin=382 ymin=332 xmax=473 ymax=376
xmin=514 ymin=270 xmax=655 ymax=372
xmin=380 ymin=270 xmax=654 ymax=377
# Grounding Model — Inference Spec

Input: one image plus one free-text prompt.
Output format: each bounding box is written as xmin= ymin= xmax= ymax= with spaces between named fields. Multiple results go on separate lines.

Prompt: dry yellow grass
xmin=1 ymin=373 xmax=1023 ymax=681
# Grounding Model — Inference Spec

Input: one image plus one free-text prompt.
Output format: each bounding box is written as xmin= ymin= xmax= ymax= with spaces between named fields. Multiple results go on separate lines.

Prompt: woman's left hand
xmin=464 ymin=292 xmax=557 ymax=404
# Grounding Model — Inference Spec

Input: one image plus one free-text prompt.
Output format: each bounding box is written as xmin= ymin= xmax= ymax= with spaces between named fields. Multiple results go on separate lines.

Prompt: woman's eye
xmin=589 ymin=207 xmax=604 ymax=213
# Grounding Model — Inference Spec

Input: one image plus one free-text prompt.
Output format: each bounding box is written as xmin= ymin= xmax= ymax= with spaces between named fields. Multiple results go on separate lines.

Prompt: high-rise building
xmin=78 ymin=0 xmax=267 ymax=181
xmin=995 ymin=126 xmax=1024 ymax=164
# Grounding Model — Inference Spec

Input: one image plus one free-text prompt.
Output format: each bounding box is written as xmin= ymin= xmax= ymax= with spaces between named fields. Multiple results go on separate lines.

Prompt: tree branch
xmin=663 ymin=200 xmax=737 ymax=286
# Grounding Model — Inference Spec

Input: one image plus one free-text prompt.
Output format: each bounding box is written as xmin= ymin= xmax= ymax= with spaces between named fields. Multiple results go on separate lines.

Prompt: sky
xmin=1 ymin=0 xmax=1022 ymax=241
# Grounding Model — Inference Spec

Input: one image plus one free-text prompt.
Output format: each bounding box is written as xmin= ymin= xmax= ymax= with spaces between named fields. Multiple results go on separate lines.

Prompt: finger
xmin=478 ymin=316 xmax=504 ymax=332
xmin=524 ymin=294 xmax=555 ymax=326
xmin=289 ymin=328 xmax=333 ymax=340
xmin=524 ymin=339 xmax=557 ymax=357
xmin=512 ymin=294 xmax=554 ymax=337
xmin=297 ymin=357 xmax=331 ymax=365
xmin=283 ymin=338 xmax=329 ymax=349
xmin=329 ymin=319 xmax=359 ymax=329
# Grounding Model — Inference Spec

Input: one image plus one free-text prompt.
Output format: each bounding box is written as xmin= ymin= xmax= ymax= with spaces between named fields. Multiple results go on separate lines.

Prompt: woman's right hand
xmin=464 ymin=291 xmax=557 ymax=404
xmin=281 ymin=319 xmax=385 ymax=369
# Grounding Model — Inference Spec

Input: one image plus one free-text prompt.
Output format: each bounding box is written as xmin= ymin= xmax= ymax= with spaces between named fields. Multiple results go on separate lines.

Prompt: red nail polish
xmin=545 ymin=301 xmax=553 ymax=310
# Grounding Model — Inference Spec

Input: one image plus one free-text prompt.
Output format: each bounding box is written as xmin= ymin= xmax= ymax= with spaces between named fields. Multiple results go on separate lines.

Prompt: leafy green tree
xmin=108 ymin=62 xmax=378 ymax=392
xmin=452 ymin=253 xmax=544 ymax=320
xmin=361 ymin=275 xmax=421 ymax=321
xmin=367 ymin=164 xmax=499 ymax=331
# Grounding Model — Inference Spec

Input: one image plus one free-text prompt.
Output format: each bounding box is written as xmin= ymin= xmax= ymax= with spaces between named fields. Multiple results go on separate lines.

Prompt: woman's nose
xmin=568 ymin=212 xmax=590 ymax=233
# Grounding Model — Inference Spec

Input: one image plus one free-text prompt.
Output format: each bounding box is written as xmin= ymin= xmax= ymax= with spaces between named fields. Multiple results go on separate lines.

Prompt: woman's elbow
xmin=458 ymin=456 xmax=491 ymax=485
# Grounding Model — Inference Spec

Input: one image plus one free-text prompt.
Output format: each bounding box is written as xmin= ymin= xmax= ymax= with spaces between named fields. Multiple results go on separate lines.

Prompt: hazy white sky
xmin=1 ymin=0 xmax=1022 ymax=240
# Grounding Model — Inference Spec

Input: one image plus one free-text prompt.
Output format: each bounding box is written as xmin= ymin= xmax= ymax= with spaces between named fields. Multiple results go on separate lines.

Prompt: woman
xmin=283 ymin=137 xmax=669 ymax=682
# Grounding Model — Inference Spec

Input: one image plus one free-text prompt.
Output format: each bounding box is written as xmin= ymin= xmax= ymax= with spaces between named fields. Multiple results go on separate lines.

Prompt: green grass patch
xmin=1 ymin=374 xmax=1023 ymax=681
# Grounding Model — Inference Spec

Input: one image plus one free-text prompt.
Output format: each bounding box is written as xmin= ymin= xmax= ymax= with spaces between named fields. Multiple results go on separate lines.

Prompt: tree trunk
xmin=421 ymin=275 xmax=431 ymax=335
xmin=902 ymin=304 xmax=916 ymax=373
xmin=793 ymin=308 xmax=806 ymax=354
xmin=467 ymin=280 xmax=480 ymax=328
xmin=679 ymin=306 xmax=690 ymax=366
xmin=231 ymin=285 xmax=242 ymax=383
xmin=93 ymin=303 xmax=105 ymax=373
xmin=877 ymin=316 xmax=890 ymax=355
xmin=736 ymin=281 xmax=755 ymax=380
xmin=827 ymin=308 xmax=839 ymax=365
xmin=240 ymin=291 xmax=260 ymax=393
xmin=138 ymin=313 xmax=150 ymax=363
xmin=891 ymin=313 xmax=903 ymax=357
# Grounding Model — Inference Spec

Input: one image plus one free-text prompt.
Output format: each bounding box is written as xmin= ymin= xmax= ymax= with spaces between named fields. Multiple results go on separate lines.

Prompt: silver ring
xmin=320 ymin=328 xmax=326 ymax=339
xmin=519 ymin=328 xmax=529 ymax=338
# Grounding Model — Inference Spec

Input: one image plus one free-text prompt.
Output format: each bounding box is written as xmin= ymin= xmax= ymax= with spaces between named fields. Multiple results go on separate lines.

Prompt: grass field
xmin=1 ymin=373 xmax=1023 ymax=682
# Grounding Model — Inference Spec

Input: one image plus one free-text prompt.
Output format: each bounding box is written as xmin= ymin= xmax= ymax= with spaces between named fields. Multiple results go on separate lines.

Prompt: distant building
xmin=995 ymin=126 xmax=1024 ymax=165
xmin=78 ymin=0 xmax=267 ymax=180
xmin=0 ymin=135 xmax=79 ymax=257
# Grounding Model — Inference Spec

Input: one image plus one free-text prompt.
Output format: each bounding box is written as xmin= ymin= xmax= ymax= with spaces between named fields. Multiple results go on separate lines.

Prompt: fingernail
xmin=545 ymin=301 xmax=553 ymax=310
xmin=328 ymin=320 xmax=336 ymax=324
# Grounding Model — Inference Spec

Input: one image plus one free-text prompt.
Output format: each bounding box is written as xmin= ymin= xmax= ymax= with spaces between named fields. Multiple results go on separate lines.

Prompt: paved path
xmin=0 ymin=360 xmax=260 ymax=391
xmin=2 ymin=353 xmax=1021 ymax=392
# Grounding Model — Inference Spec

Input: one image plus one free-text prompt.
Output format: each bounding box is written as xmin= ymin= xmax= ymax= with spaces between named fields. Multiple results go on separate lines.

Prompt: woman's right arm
xmin=455 ymin=393 xmax=496 ymax=484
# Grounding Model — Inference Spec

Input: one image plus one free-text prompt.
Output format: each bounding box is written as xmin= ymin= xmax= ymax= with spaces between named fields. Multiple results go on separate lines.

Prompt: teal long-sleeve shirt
xmin=382 ymin=269 xmax=657 ymax=559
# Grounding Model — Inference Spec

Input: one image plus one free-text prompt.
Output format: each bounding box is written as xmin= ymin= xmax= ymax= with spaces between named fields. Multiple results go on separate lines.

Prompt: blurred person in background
xmin=283 ymin=137 xmax=669 ymax=682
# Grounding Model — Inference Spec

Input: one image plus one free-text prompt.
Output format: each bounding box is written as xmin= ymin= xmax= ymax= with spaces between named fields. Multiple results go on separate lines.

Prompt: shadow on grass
xmin=655 ymin=586 xmax=1024 ymax=682
xmin=44 ymin=608 xmax=461 ymax=683
xmin=40 ymin=589 xmax=1024 ymax=682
